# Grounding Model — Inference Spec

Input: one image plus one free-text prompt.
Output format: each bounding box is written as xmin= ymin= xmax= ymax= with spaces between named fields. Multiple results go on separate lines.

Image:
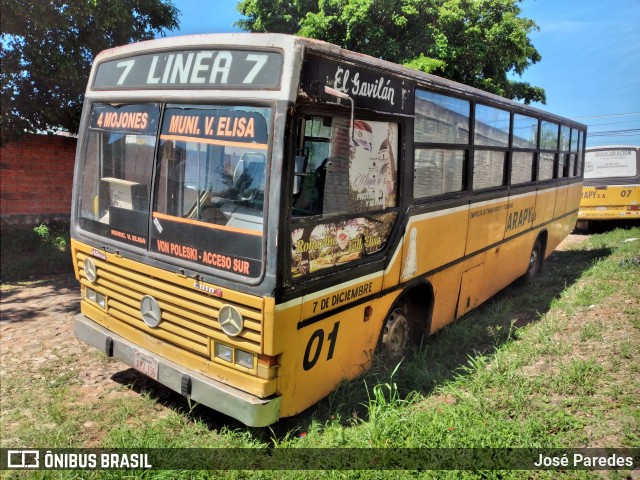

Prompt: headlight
xmin=85 ymin=288 xmax=106 ymax=309
xmin=235 ymin=349 xmax=254 ymax=369
xmin=214 ymin=343 xmax=233 ymax=362
xmin=96 ymin=292 xmax=106 ymax=309
xmin=86 ymin=288 xmax=96 ymax=302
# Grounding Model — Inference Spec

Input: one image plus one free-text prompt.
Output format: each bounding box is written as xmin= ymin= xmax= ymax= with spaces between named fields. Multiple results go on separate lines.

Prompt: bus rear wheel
xmin=380 ymin=306 xmax=411 ymax=360
xmin=521 ymin=238 xmax=543 ymax=283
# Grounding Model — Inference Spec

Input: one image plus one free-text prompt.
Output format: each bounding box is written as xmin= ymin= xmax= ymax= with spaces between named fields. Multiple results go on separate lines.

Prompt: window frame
xmin=286 ymin=108 xmax=404 ymax=282
xmin=413 ymin=88 xmax=471 ymax=202
xmin=557 ymin=125 xmax=572 ymax=179
xmin=510 ymin=113 xmax=539 ymax=186
xmin=76 ymin=102 xmax=161 ymax=247
xmin=471 ymin=103 xmax=510 ymax=192
xmin=538 ymin=120 xmax=560 ymax=182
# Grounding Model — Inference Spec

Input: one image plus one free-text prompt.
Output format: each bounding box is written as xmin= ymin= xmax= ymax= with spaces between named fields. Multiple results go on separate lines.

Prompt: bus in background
xmin=71 ymin=34 xmax=586 ymax=426
xmin=577 ymin=146 xmax=640 ymax=229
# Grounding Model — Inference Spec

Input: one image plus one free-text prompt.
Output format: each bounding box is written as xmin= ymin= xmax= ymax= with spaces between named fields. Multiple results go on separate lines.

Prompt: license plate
xmin=133 ymin=350 xmax=159 ymax=381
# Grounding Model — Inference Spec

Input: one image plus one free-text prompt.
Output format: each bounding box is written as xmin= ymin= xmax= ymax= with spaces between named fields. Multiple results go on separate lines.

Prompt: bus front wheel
xmin=380 ymin=306 xmax=411 ymax=360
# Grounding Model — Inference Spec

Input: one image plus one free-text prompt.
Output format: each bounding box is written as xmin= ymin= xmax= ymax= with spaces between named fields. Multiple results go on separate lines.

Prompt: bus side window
xmin=292 ymin=117 xmax=331 ymax=215
xmin=292 ymin=154 xmax=326 ymax=215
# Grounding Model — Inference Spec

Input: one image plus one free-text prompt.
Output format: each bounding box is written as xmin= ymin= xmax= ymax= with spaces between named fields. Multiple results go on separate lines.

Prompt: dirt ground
xmin=0 ymin=274 xmax=150 ymax=407
xmin=0 ymin=234 xmax=588 ymax=412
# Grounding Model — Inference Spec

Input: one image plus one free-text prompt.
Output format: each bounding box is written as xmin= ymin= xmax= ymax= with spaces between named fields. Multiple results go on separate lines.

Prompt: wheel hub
xmin=381 ymin=308 xmax=410 ymax=359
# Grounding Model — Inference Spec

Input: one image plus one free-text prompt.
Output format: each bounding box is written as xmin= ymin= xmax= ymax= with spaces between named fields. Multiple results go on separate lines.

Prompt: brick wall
xmin=1 ymin=134 xmax=77 ymax=228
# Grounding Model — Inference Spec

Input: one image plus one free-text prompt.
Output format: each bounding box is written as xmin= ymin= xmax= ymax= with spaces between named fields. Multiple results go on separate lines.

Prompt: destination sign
xmin=93 ymin=50 xmax=282 ymax=89
xmin=160 ymin=108 xmax=268 ymax=146
xmin=151 ymin=213 xmax=263 ymax=278
xmin=89 ymin=104 xmax=159 ymax=135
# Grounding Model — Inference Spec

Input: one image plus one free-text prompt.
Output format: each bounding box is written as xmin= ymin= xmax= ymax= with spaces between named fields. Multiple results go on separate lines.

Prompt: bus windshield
xmin=151 ymin=105 xmax=270 ymax=278
xmin=76 ymin=102 xmax=271 ymax=278
xmin=77 ymin=103 xmax=160 ymax=246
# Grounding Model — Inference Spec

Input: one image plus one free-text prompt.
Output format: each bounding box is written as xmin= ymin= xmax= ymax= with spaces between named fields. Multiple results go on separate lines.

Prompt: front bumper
xmin=74 ymin=314 xmax=280 ymax=427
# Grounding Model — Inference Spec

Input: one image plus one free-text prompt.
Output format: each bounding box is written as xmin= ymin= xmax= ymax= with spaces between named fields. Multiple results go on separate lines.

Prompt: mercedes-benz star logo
xmin=218 ymin=305 xmax=243 ymax=337
xmin=140 ymin=295 xmax=162 ymax=328
xmin=84 ymin=257 xmax=97 ymax=283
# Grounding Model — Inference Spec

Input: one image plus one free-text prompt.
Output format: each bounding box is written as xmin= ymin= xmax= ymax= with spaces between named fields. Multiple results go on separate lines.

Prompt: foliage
xmin=0 ymin=222 xmax=71 ymax=281
xmin=33 ymin=222 xmax=68 ymax=252
xmin=236 ymin=0 xmax=546 ymax=104
xmin=0 ymin=0 xmax=179 ymax=144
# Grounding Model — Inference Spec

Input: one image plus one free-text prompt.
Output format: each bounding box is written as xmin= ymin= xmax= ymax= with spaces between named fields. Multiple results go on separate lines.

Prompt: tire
xmin=520 ymin=237 xmax=543 ymax=284
xmin=575 ymin=220 xmax=589 ymax=231
xmin=379 ymin=306 xmax=411 ymax=360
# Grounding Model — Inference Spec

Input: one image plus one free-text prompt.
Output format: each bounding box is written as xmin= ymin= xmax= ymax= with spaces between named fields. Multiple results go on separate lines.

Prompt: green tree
xmin=236 ymin=0 xmax=545 ymax=104
xmin=0 ymin=0 xmax=179 ymax=144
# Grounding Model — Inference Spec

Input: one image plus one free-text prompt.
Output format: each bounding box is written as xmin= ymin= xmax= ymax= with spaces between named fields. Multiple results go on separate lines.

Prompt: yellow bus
xmin=71 ymin=34 xmax=587 ymax=426
xmin=577 ymin=146 xmax=639 ymax=227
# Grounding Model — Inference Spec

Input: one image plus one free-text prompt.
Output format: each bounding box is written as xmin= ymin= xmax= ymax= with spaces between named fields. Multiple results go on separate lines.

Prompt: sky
xmin=163 ymin=0 xmax=640 ymax=147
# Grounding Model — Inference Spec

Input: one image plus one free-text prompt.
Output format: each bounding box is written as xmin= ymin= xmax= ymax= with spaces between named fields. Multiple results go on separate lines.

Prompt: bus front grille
xmin=75 ymin=249 xmax=263 ymax=359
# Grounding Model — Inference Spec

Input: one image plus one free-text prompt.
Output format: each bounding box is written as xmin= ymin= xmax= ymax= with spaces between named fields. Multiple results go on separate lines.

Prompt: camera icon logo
xmin=7 ymin=450 xmax=39 ymax=468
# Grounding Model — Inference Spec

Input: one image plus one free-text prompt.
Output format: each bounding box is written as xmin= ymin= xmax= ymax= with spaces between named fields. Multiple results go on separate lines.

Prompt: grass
xmin=0 ymin=222 xmax=73 ymax=283
xmin=1 ymin=227 xmax=639 ymax=479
